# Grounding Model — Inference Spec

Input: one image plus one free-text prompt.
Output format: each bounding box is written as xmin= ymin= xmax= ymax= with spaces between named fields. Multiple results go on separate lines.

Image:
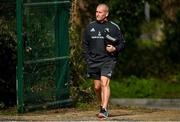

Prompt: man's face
xmin=96 ymin=5 xmax=108 ymax=22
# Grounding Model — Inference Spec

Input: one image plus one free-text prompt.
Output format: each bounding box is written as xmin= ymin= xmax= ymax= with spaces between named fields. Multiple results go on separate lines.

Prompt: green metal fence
xmin=16 ymin=0 xmax=72 ymax=113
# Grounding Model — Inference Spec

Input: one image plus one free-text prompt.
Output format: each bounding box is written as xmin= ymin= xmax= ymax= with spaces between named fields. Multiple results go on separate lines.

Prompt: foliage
xmin=162 ymin=10 xmax=180 ymax=63
xmin=70 ymin=79 xmax=95 ymax=105
xmin=0 ymin=1 xmax=16 ymax=108
xmin=107 ymin=0 xmax=166 ymax=78
xmin=0 ymin=16 xmax=16 ymax=107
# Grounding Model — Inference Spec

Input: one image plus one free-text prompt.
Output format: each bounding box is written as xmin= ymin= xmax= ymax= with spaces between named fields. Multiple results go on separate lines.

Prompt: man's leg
xmin=94 ymin=80 xmax=102 ymax=106
xmin=98 ymin=76 xmax=110 ymax=118
xmin=100 ymin=60 xmax=115 ymax=110
xmin=100 ymin=76 xmax=110 ymax=109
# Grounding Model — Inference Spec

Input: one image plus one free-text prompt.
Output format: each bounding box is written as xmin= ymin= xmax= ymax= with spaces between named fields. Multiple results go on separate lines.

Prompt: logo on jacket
xmin=105 ymin=28 xmax=110 ymax=33
xmin=90 ymin=28 xmax=95 ymax=32
xmin=91 ymin=30 xmax=104 ymax=39
xmin=107 ymin=71 xmax=112 ymax=77
xmin=98 ymin=31 xmax=101 ymax=36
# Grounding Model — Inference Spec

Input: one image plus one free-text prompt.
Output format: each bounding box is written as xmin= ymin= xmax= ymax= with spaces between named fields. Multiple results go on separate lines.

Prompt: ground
xmin=0 ymin=105 xmax=180 ymax=121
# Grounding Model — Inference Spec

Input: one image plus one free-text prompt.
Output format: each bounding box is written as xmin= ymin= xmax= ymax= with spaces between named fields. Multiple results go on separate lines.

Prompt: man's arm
xmin=114 ymin=28 xmax=125 ymax=54
xmin=105 ymin=27 xmax=125 ymax=54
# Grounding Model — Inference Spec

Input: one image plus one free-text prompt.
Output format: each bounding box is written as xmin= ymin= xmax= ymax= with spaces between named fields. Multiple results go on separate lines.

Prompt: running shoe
xmin=98 ymin=108 xmax=109 ymax=118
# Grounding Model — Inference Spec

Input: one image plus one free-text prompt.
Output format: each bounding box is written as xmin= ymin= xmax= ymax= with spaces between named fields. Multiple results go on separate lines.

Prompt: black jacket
xmin=82 ymin=20 xmax=125 ymax=63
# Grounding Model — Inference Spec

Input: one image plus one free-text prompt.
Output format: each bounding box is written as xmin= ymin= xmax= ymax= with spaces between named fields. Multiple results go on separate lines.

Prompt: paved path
xmin=111 ymin=98 xmax=180 ymax=110
xmin=0 ymin=107 xmax=180 ymax=121
xmin=1 ymin=99 xmax=180 ymax=121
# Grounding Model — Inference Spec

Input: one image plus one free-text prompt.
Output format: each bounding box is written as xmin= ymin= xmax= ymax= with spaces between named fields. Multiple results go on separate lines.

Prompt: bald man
xmin=82 ymin=4 xmax=125 ymax=118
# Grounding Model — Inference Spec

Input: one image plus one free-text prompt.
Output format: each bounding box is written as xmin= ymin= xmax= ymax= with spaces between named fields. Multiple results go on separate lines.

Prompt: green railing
xmin=16 ymin=0 xmax=72 ymax=113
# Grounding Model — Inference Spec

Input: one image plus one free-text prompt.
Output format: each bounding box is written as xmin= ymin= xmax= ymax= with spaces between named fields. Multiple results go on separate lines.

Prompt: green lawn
xmin=111 ymin=76 xmax=180 ymax=98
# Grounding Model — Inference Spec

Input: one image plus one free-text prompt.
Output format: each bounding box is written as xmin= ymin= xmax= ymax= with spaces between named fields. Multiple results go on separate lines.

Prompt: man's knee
xmin=101 ymin=82 xmax=109 ymax=87
xmin=101 ymin=76 xmax=110 ymax=87
xmin=94 ymin=85 xmax=101 ymax=92
xmin=94 ymin=80 xmax=101 ymax=92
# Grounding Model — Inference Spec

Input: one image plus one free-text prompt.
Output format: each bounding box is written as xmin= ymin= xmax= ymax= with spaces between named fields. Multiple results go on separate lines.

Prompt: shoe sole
xmin=98 ymin=113 xmax=108 ymax=118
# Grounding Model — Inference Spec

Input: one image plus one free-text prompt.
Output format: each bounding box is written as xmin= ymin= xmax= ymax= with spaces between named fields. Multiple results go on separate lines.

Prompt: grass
xmin=110 ymin=76 xmax=180 ymax=98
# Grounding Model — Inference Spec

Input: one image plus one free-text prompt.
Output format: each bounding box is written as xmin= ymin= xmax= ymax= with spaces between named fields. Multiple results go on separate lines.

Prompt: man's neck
xmin=97 ymin=19 xmax=108 ymax=23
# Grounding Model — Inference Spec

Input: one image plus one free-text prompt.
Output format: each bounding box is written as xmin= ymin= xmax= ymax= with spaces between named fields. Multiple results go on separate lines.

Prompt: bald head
xmin=96 ymin=4 xmax=109 ymax=23
xmin=97 ymin=4 xmax=109 ymax=13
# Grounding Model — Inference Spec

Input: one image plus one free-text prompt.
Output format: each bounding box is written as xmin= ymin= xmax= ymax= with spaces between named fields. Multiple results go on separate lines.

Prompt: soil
xmin=0 ymin=106 xmax=180 ymax=121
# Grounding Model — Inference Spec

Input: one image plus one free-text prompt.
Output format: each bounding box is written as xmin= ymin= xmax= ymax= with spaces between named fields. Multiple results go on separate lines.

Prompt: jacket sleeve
xmin=82 ymin=27 xmax=89 ymax=62
xmin=114 ymin=27 xmax=126 ymax=54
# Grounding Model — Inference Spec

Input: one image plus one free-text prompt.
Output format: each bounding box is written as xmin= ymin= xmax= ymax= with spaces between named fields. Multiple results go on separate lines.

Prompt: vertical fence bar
xmin=16 ymin=0 xmax=24 ymax=113
xmin=55 ymin=2 xmax=70 ymax=100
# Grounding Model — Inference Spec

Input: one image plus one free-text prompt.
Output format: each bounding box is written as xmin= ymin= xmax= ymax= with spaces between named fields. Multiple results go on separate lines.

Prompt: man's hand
xmin=106 ymin=44 xmax=116 ymax=53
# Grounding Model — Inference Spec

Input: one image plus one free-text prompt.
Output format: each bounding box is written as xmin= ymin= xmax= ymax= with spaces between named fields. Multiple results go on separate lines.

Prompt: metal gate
xmin=16 ymin=0 xmax=72 ymax=113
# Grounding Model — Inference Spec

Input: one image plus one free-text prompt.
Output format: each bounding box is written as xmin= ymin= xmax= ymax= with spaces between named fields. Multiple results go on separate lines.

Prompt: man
xmin=82 ymin=3 xmax=125 ymax=118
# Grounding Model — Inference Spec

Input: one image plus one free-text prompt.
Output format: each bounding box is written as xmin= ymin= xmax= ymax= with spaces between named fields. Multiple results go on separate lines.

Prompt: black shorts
xmin=87 ymin=60 xmax=116 ymax=80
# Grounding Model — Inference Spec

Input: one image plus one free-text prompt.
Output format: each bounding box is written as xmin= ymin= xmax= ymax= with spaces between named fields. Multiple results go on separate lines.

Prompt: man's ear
xmin=106 ymin=12 xmax=109 ymax=17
